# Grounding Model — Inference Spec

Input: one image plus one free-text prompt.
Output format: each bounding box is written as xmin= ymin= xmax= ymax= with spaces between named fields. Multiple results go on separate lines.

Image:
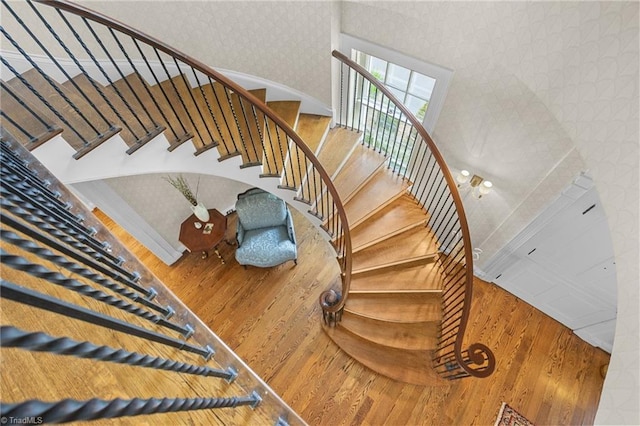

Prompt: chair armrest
xmin=236 ymin=220 xmax=246 ymax=247
xmin=286 ymin=209 xmax=296 ymax=246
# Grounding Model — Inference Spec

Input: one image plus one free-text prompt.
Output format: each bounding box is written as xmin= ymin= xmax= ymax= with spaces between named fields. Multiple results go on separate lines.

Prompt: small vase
xmin=191 ymin=202 xmax=210 ymax=222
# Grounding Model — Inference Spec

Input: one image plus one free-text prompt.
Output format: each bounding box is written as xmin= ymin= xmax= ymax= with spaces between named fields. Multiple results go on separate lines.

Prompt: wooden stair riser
xmin=324 ymin=325 xmax=447 ymax=387
xmin=0 ymin=88 xmax=63 ymax=149
xmin=6 ymin=69 xmax=119 ymax=151
xmin=345 ymin=292 xmax=442 ymax=323
xmin=348 ymin=193 xmax=429 ymax=252
xmin=264 ymin=100 xmax=301 ymax=180
xmin=340 ymin=312 xmax=440 ymax=351
xmin=352 ymin=220 xmax=425 ymax=254
xmin=351 ymin=254 xmax=438 ymax=276
xmin=62 ymin=75 xmax=164 ymax=149
xmin=351 ymin=225 xmax=439 ymax=273
xmin=231 ymin=89 xmax=267 ymax=166
xmin=350 ymin=262 xmax=445 ymax=293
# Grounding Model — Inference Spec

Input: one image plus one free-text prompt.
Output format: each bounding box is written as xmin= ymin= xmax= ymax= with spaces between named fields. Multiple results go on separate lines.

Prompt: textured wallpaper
xmin=105 ymin=173 xmax=251 ymax=250
xmin=342 ymin=2 xmax=639 ymax=423
xmin=77 ymin=1 xmax=335 ymax=105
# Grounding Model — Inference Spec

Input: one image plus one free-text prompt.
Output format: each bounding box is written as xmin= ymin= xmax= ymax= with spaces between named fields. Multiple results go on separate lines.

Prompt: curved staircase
xmin=312 ymin=129 xmax=448 ymax=386
xmin=4 ymin=62 xmax=446 ymax=385
xmin=1 ymin=8 xmax=496 ymax=421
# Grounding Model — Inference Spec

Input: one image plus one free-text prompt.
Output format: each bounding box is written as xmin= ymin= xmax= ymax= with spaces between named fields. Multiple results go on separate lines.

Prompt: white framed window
xmin=340 ymin=33 xmax=453 ymax=134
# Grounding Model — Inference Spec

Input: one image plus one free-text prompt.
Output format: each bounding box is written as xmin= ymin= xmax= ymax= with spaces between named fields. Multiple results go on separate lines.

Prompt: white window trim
xmin=340 ymin=33 xmax=453 ymax=134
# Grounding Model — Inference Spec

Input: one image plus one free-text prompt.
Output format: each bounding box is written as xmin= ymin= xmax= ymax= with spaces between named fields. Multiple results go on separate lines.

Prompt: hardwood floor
xmin=97 ymin=208 xmax=610 ymax=425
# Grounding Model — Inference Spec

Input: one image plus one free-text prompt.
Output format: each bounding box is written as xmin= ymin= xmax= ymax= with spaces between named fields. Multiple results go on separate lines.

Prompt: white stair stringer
xmin=31 ymin=133 xmax=332 ymax=253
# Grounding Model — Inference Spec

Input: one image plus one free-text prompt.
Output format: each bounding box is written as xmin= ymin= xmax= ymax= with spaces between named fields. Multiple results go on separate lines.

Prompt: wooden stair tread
xmin=280 ymin=113 xmax=330 ymax=192
xmin=316 ymin=127 xmax=361 ymax=178
xmin=266 ymin=100 xmax=300 ymax=127
xmin=351 ymin=262 xmax=444 ymax=292
xmin=295 ymin=114 xmax=331 ymax=154
xmin=151 ymin=76 xmax=197 ymax=148
xmin=332 ymin=144 xmax=386 ymax=201
xmin=350 ymin=193 xmax=427 ymax=252
xmin=6 ymin=69 xmax=117 ymax=151
xmin=110 ymin=74 xmax=189 ymax=148
xmin=200 ymin=82 xmax=244 ymax=157
xmin=340 ymin=311 xmax=439 ymax=351
xmin=64 ymin=74 xmax=157 ymax=148
xmin=303 ymin=126 xmax=360 ymax=208
xmin=0 ymin=83 xmax=61 ymax=149
xmin=324 ymin=325 xmax=447 ymax=386
xmin=343 ymin=168 xmax=411 ymax=228
xmin=352 ymin=227 xmax=439 ymax=273
xmin=345 ymin=292 xmax=441 ymax=323
xmin=231 ymin=88 xmax=266 ymax=165
xmin=264 ymin=100 xmax=300 ymax=178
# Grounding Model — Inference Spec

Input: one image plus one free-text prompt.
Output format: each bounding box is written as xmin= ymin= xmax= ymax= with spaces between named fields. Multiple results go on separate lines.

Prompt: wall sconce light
xmin=456 ymin=169 xmax=493 ymax=198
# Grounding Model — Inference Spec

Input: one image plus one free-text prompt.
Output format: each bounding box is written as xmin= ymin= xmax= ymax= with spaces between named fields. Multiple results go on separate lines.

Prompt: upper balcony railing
xmin=332 ymin=50 xmax=495 ymax=379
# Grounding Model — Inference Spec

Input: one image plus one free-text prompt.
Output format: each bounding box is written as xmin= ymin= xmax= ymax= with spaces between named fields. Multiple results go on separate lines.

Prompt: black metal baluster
xmin=0 ymin=229 xmax=171 ymax=318
xmin=379 ymin=99 xmax=393 ymax=155
xmin=396 ymin=121 xmax=413 ymax=176
xmin=0 ymin=55 xmax=89 ymax=145
xmin=0 ymin=392 xmax=261 ymax=423
xmin=0 ymin=251 xmax=191 ymax=336
xmin=0 ymin=111 xmax=35 ymax=142
xmin=371 ymin=87 xmax=383 ymax=151
xmin=0 ymin=27 xmax=108 ymax=143
xmin=385 ymin=104 xmax=400 ymax=166
xmin=109 ymin=30 xmax=177 ymax=140
xmin=222 ymin=86 xmax=250 ymax=159
xmin=235 ymin=95 xmax=260 ymax=165
xmin=0 ymin=82 xmax=58 ymax=137
xmin=207 ymin=77 xmax=239 ymax=154
xmin=0 ymin=280 xmax=214 ymax=359
xmin=81 ymin=18 xmax=150 ymax=133
xmin=132 ymin=39 xmax=189 ymax=137
xmin=0 ymin=188 xmax=120 ymax=265
xmin=0 ymin=213 xmax=155 ymax=301
xmin=174 ymin=60 xmax=215 ymax=146
xmin=1 ymin=326 xmax=236 ymax=381
xmin=262 ymin=116 xmax=279 ymax=176
xmin=9 ymin=1 xmax=116 ymax=134
xmin=191 ymin=70 xmax=228 ymax=152
xmin=1 ymin=177 xmax=87 ymax=229
xmin=155 ymin=51 xmax=203 ymax=144
xmin=249 ymin=104 xmax=268 ymax=168
xmin=362 ymin=79 xmax=373 ymax=142
xmin=293 ymin=145 xmax=304 ymax=192
xmin=356 ymin=72 xmax=365 ymax=132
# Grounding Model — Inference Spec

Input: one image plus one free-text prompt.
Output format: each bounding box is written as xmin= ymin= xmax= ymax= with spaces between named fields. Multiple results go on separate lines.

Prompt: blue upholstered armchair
xmin=235 ymin=188 xmax=297 ymax=267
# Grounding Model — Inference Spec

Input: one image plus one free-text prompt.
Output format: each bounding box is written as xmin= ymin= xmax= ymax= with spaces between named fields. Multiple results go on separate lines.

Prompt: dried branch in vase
xmin=164 ymin=174 xmax=198 ymax=206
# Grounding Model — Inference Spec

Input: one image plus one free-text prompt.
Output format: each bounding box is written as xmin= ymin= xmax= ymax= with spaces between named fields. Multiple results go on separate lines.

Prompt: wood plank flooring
xmin=97 ymin=208 xmax=610 ymax=425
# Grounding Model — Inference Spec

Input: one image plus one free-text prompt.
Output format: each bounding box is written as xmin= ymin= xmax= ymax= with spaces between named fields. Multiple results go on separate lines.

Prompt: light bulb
xmin=479 ymin=180 xmax=493 ymax=196
xmin=456 ymin=170 xmax=470 ymax=185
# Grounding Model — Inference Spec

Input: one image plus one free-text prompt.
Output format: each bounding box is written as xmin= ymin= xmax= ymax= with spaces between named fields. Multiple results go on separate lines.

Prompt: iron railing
xmin=332 ymin=50 xmax=495 ymax=379
xmin=0 ymin=135 xmax=305 ymax=423
xmin=0 ymin=0 xmax=351 ymax=326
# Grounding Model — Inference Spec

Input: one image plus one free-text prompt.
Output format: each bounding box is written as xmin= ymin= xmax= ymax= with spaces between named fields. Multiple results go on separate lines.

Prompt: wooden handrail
xmin=332 ymin=50 xmax=494 ymax=378
xmin=33 ymin=0 xmax=352 ymax=320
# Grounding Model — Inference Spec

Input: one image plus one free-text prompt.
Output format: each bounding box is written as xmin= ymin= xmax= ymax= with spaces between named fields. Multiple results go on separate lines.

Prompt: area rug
xmin=494 ymin=402 xmax=534 ymax=426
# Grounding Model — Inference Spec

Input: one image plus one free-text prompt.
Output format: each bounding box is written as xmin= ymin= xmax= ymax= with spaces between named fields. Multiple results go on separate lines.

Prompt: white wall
xmin=341 ymin=2 xmax=639 ymax=423
xmin=77 ymin=0 xmax=336 ymax=105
